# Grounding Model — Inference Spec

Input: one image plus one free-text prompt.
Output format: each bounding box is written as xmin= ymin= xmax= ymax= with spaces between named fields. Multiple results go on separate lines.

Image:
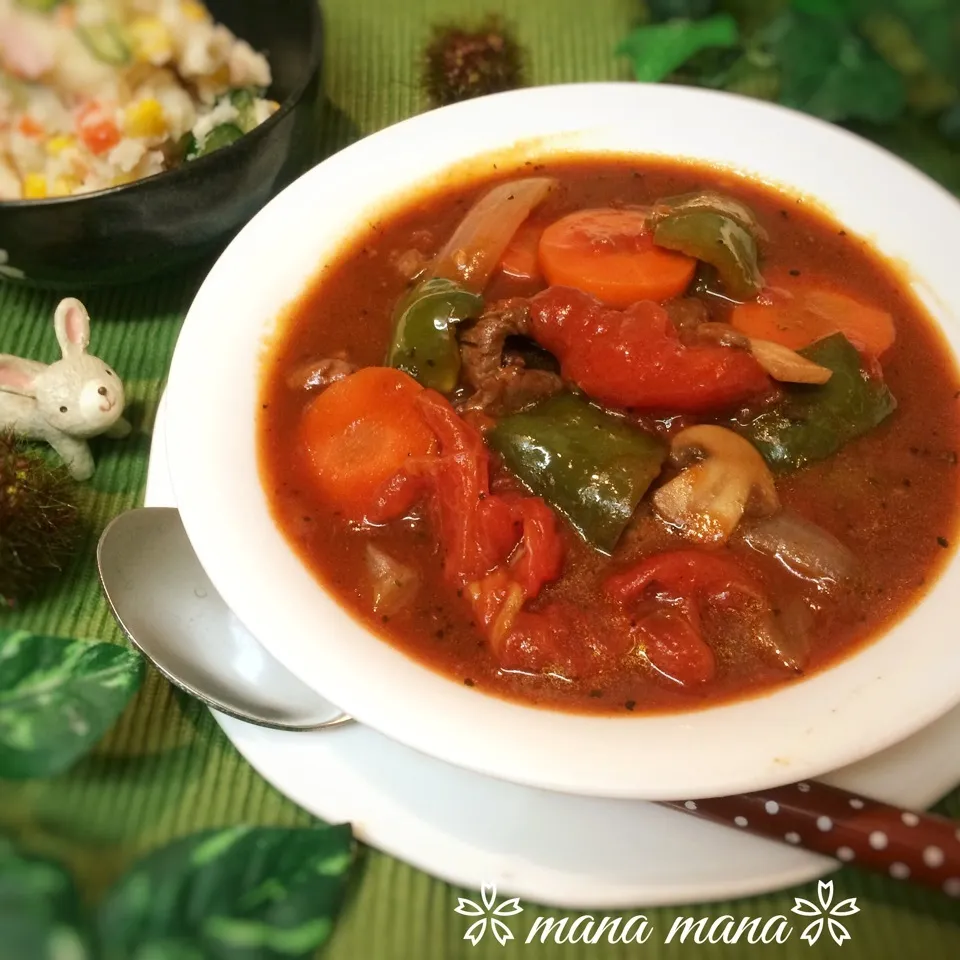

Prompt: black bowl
xmin=0 ymin=0 xmax=323 ymax=290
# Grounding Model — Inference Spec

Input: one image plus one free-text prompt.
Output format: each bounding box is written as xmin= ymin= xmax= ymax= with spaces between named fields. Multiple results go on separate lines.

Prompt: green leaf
xmin=737 ymin=333 xmax=897 ymax=471
xmin=0 ymin=631 xmax=144 ymax=779
xmin=617 ymin=14 xmax=740 ymax=83
xmin=712 ymin=51 xmax=781 ymax=99
xmin=790 ymin=0 xmax=854 ymax=21
xmin=859 ymin=9 xmax=958 ymax=115
xmin=185 ymin=124 xmax=244 ymax=161
xmin=940 ymin=102 xmax=960 ymax=142
xmin=848 ymin=113 xmax=960 ymax=196
xmin=647 ymin=0 xmax=718 ymax=21
xmin=0 ymin=837 xmax=90 ymax=960
xmin=97 ymin=824 xmax=355 ymax=960
xmin=718 ymin=0 xmax=789 ymax=35
xmin=226 ymin=89 xmax=262 ymax=133
xmin=762 ymin=11 xmax=907 ymax=123
xmin=877 ymin=0 xmax=960 ymax=86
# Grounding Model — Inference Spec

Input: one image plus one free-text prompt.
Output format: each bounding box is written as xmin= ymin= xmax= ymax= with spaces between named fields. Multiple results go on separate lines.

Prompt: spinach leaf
xmin=738 ymin=333 xmax=897 ymax=471
xmin=0 ymin=631 xmax=144 ymax=779
xmin=97 ymin=824 xmax=355 ymax=960
xmin=617 ymin=14 xmax=740 ymax=83
xmin=759 ymin=10 xmax=906 ymax=123
xmin=0 ymin=838 xmax=90 ymax=960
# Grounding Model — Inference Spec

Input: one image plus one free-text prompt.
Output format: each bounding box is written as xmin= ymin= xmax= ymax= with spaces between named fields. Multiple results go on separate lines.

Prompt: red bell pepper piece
xmin=528 ymin=286 xmax=771 ymax=413
xmin=369 ymin=389 xmax=566 ymax=600
xmin=605 ymin=549 xmax=767 ymax=686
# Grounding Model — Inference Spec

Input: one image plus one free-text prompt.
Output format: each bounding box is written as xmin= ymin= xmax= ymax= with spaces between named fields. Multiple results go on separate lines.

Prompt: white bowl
xmin=165 ymin=82 xmax=960 ymax=801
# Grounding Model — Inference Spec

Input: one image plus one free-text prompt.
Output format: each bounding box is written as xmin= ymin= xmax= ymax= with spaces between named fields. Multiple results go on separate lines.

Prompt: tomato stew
xmin=257 ymin=156 xmax=960 ymax=715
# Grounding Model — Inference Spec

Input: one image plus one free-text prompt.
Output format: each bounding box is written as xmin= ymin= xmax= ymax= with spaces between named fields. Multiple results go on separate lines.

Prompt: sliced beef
xmin=663 ymin=296 xmax=709 ymax=335
xmin=285 ymin=356 xmax=358 ymax=392
xmin=458 ymin=297 xmax=563 ymax=416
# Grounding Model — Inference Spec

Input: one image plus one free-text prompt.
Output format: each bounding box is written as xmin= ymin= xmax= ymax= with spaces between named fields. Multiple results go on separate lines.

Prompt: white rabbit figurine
xmin=0 ymin=297 xmax=131 ymax=481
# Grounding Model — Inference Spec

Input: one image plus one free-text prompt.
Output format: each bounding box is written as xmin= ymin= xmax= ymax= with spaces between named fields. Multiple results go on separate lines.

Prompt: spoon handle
xmin=661 ymin=780 xmax=960 ymax=898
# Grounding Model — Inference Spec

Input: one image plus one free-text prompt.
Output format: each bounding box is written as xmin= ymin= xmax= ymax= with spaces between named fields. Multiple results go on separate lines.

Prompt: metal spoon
xmin=97 ymin=507 xmax=352 ymax=731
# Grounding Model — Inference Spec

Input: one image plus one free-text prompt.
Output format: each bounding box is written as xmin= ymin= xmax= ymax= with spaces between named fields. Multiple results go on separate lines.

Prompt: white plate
xmin=145 ymin=390 xmax=960 ymax=908
xmin=163 ymin=83 xmax=960 ymax=802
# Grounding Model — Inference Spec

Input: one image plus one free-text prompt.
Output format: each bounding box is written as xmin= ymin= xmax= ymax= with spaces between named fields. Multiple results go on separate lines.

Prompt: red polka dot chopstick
xmin=661 ymin=780 xmax=960 ymax=897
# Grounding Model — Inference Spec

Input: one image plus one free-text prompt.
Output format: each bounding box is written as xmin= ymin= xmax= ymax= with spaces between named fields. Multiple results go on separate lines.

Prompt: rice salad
xmin=0 ymin=0 xmax=279 ymax=200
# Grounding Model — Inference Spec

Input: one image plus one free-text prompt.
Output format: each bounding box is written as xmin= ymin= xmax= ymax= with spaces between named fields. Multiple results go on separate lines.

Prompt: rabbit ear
xmin=0 ymin=355 xmax=44 ymax=397
xmin=54 ymin=298 xmax=91 ymax=359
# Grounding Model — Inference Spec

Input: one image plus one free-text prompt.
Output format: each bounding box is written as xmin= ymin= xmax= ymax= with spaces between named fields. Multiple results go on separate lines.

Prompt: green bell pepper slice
xmin=653 ymin=209 xmax=763 ymax=301
xmin=738 ymin=333 xmax=897 ymax=471
xmin=651 ymin=190 xmax=767 ymax=239
xmin=487 ymin=392 xmax=667 ymax=554
xmin=386 ymin=277 xmax=484 ymax=393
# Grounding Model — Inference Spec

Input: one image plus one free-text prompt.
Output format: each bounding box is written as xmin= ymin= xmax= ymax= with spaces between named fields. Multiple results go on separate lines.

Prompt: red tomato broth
xmin=257 ymin=155 xmax=960 ymax=716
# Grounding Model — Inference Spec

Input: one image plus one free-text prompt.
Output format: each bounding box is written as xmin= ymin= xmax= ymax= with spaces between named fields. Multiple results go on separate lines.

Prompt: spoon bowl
xmin=97 ymin=507 xmax=351 ymax=730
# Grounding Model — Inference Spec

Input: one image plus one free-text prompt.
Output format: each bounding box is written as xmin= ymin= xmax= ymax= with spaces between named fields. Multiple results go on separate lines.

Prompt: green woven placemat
xmin=1 ymin=1 xmax=958 ymax=957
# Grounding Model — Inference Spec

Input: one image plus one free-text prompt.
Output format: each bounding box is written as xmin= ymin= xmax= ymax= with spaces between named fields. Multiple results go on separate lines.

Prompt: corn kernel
xmin=111 ymin=172 xmax=136 ymax=187
xmin=129 ymin=17 xmax=172 ymax=64
xmin=50 ymin=176 xmax=78 ymax=197
xmin=124 ymin=98 xmax=167 ymax=139
xmin=23 ymin=174 xmax=48 ymax=199
xmin=46 ymin=135 xmax=76 ymax=156
xmin=209 ymin=65 xmax=230 ymax=88
xmin=180 ymin=1 xmax=210 ymax=22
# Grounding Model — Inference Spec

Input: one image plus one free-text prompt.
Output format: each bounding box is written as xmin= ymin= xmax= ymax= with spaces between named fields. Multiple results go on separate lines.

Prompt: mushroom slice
xmin=652 ymin=425 xmax=779 ymax=543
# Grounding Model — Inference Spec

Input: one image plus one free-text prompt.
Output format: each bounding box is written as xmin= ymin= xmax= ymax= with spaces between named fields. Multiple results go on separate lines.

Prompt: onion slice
xmin=691 ymin=322 xmax=832 ymax=384
xmin=753 ymin=606 xmax=812 ymax=674
xmin=738 ymin=510 xmax=858 ymax=587
xmin=366 ymin=545 xmax=420 ymax=616
xmin=425 ymin=177 xmax=558 ymax=293
xmin=748 ymin=337 xmax=833 ymax=384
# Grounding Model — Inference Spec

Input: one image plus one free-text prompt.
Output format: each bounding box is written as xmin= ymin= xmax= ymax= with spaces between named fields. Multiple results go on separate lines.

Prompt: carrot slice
xmin=499 ymin=220 xmax=544 ymax=281
xmin=76 ymin=102 xmax=121 ymax=156
xmin=731 ymin=272 xmax=896 ymax=357
xmin=298 ymin=367 xmax=438 ymax=521
xmin=538 ymin=208 xmax=697 ymax=308
xmin=17 ymin=115 xmax=44 ymax=138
